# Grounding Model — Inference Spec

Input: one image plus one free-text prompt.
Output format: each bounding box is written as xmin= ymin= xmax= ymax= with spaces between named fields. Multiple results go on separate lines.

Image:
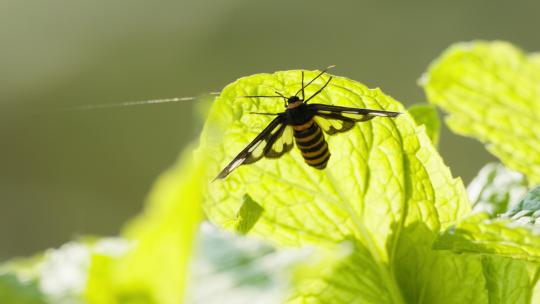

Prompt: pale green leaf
xmin=199 ymin=70 xmax=472 ymax=303
xmin=0 ymin=274 xmax=45 ymax=304
xmin=468 ymin=163 xmax=528 ymax=217
xmin=435 ymin=186 xmax=540 ymax=262
xmin=407 ymin=103 xmax=440 ymax=146
xmin=480 ymin=256 xmax=539 ymax=304
xmin=422 ymin=41 xmax=540 ymax=185
xmin=0 ymin=238 xmax=128 ymax=304
xmin=503 ymin=186 xmax=540 ymax=224
xmin=287 ymin=240 xmax=396 ymax=304
xmin=434 ymin=212 xmax=540 ymax=261
xmin=186 ymin=223 xmax=308 ymax=304
xmin=435 ymin=164 xmax=540 ymax=303
xmin=230 ymin=194 xmax=264 ymax=234
xmin=433 ymin=213 xmax=540 ymax=303
xmin=84 ymin=148 xmax=206 ymax=304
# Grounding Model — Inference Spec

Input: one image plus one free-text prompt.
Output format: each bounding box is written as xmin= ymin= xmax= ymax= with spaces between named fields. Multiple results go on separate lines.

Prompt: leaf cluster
xmin=2 ymin=41 xmax=540 ymax=304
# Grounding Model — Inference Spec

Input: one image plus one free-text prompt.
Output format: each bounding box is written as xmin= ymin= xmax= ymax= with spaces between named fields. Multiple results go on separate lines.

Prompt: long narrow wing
xmin=310 ymin=103 xmax=400 ymax=135
xmin=215 ymin=115 xmax=290 ymax=180
xmin=261 ymin=125 xmax=294 ymax=159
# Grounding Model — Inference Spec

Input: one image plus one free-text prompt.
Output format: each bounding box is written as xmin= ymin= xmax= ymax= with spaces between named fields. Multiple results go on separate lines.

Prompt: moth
xmin=215 ymin=67 xmax=400 ymax=180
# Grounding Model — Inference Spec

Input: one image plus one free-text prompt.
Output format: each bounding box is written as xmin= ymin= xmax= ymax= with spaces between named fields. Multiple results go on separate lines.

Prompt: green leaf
xmin=434 ymin=212 xmax=540 ymax=261
xmin=229 ymin=194 xmax=265 ymax=234
xmin=199 ymin=70 xmax=473 ymax=303
xmin=0 ymin=146 xmax=206 ymax=304
xmin=84 ymin=148 xmax=206 ymax=304
xmin=468 ymin=163 xmax=529 ymax=217
xmin=503 ymin=186 xmax=540 ymax=224
xmin=422 ymin=41 xmax=540 ymax=185
xmin=186 ymin=222 xmax=308 ymax=304
xmin=0 ymin=274 xmax=45 ymax=304
xmin=433 ymin=210 xmax=540 ymax=303
xmin=436 ymin=164 xmax=540 ymax=303
xmin=0 ymin=238 xmax=129 ymax=304
xmin=480 ymin=256 xmax=539 ymax=304
xmin=287 ymin=240 xmax=396 ymax=304
xmin=435 ymin=186 xmax=540 ymax=262
xmin=407 ymin=103 xmax=440 ymax=146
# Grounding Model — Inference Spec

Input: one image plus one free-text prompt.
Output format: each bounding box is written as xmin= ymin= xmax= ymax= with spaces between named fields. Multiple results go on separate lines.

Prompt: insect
xmin=215 ymin=66 xmax=401 ymax=180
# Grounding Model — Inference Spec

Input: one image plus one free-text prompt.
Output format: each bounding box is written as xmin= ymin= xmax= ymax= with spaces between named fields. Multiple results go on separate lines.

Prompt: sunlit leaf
xmin=438 ymin=165 xmax=540 ymax=303
xmin=433 ymin=203 xmax=540 ymax=304
xmin=199 ymin=70 xmax=474 ymax=303
xmin=435 ymin=186 xmax=540 ymax=262
xmin=408 ymin=103 xmax=440 ymax=146
xmin=503 ymin=187 xmax=540 ymax=224
xmin=0 ymin=238 xmax=128 ymax=304
xmin=480 ymin=255 xmax=539 ymax=304
xmin=287 ymin=239 xmax=447 ymax=304
xmin=230 ymin=194 xmax=264 ymax=235
xmin=85 ymin=149 xmax=206 ymax=304
xmin=468 ymin=163 xmax=529 ymax=217
xmin=8 ymin=63 xmax=540 ymax=303
xmin=0 ymin=274 xmax=45 ymax=304
xmin=185 ymin=222 xmax=309 ymax=304
xmin=422 ymin=41 xmax=540 ymax=185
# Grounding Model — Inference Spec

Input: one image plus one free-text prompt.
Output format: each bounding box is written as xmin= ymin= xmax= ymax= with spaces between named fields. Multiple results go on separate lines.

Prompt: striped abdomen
xmin=293 ymin=119 xmax=330 ymax=169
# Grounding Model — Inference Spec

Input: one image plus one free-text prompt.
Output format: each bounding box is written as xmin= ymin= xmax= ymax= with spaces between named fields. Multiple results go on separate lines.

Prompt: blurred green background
xmin=1 ymin=0 xmax=539 ymax=259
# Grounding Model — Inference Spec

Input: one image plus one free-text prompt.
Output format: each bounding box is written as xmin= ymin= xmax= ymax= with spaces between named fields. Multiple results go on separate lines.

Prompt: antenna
xmin=295 ymin=65 xmax=335 ymax=97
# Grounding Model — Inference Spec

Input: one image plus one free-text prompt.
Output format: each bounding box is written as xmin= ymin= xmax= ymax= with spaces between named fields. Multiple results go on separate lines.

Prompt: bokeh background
xmin=2 ymin=0 xmax=540 ymax=259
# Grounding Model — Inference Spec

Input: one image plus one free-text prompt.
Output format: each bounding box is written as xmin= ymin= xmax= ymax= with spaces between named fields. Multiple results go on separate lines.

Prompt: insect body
xmin=215 ymin=67 xmax=400 ymax=180
xmin=286 ymin=98 xmax=332 ymax=170
xmin=291 ymin=111 xmax=329 ymax=169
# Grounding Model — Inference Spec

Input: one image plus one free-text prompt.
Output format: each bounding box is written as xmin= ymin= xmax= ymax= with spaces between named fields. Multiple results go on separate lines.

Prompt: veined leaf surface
xmin=199 ymin=70 xmax=473 ymax=303
xmin=422 ymin=41 xmax=540 ymax=185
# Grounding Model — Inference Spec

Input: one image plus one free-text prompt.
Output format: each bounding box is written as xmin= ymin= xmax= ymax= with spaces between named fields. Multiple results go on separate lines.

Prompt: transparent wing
xmin=312 ymin=103 xmax=400 ymax=119
xmin=215 ymin=115 xmax=286 ymax=180
xmin=265 ymin=125 xmax=294 ymax=158
xmin=311 ymin=103 xmax=400 ymax=135
xmin=244 ymin=122 xmax=292 ymax=163
xmin=313 ymin=115 xmax=356 ymax=135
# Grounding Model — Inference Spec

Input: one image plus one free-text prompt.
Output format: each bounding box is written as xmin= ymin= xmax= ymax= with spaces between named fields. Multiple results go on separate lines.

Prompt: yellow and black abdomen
xmin=293 ymin=119 xmax=330 ymax=169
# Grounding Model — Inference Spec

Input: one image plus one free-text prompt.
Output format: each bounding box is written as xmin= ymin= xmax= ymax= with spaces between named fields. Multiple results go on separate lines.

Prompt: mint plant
xmin=423 ymin=41 xmax=540 ymax=185
xmin=1 ymin=41 xmax=540 ymax=304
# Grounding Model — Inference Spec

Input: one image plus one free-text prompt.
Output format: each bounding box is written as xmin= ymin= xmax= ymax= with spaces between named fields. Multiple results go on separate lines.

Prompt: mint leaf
xmin=199 ymin=70 xmax=472 ymax=303
xmin=434 ymin=212 xmax=540 ymax=261
xmin=85 ymin=149 xmax=206 ymax=304
xmin=287 ymin=240 xmax=395 ymax=303
xmin=408 ymin=103 xmax=440 ymax=146
xmin=433 ymin=211 xmax=540 ymax=303
xmin=0 ymin=274 xmax=45 ymax=304
xmin=468 ymin=163 xmax=528 ymax=217
xmin=435 ymin=186 xmax=540 ymax=262
xmin=0 ymin=238 xmax=128 ymax=304
xmin=186 ymin=223 xmax=308 ymax=304
xmin=422 ymin=41 xmax=540 ymax=185
xmin=436 ymin=165 xmax=540 ymax=302
xmin=502 ymin=186 xmax=540 ymax=225
xmin=481 ymin=256 xmax=538 ymax=304
xmin=231 ymin=195 xmax=264 ymax=234
xmin=0 ymin=101 xmax=211 ymax=304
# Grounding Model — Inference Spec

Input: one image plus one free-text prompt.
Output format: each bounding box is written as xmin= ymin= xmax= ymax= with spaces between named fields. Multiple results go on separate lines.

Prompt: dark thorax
xmin=285 ymin=100 xmax=315 ymax=126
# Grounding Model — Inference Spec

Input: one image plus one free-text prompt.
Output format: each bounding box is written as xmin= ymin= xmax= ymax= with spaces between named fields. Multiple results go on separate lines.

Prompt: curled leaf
xmin=422 ymin=41 xmax=540 ymax=185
